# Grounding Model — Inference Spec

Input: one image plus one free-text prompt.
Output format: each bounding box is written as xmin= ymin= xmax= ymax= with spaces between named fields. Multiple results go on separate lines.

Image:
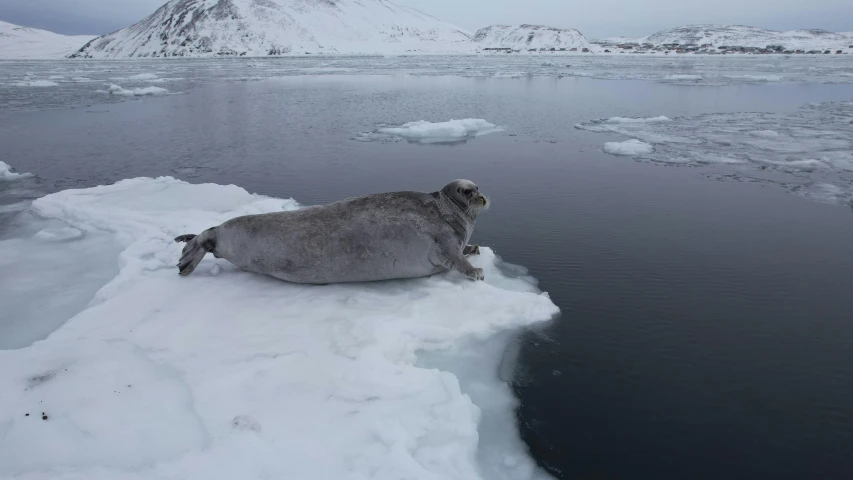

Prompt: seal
xmin=175 ymin=179 xmax=489 ymax=284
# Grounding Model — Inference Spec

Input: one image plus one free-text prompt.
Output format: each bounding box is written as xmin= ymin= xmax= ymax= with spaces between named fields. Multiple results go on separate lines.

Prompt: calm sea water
xmin=2 ymin=58 xmax=853 ymax=479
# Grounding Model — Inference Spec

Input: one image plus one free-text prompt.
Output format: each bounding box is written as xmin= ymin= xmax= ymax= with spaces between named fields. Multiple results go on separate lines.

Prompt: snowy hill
xmin=70 ymin=0 xmax=473 ymax=58
xmin=473 ymin=24 xmax=591 ymax=50
xmin=0 ymin=21 xmax=95 ymax=59
xmin=625 ymin=25 xmax=853 ymax=50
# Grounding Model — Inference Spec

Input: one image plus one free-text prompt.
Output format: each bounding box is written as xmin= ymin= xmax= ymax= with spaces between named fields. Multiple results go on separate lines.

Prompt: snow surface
xmin=13 ymin=80 xmax=58 ymax=87
xmin=577 ymin=100 xmax=853 ymax=205
xmin=603 ymin=139 xmax=654 ymax=156
xmin=108 ymin=84 xmax=170 ymax=97
xmin=376 ymin=119 xmax=504 ymax=144
xmin=0 ymin=161 xmax=33 ymax=180
xmin=34 ymin=226 xmax=84 ymax=242
xmin=473 ymin=25 xmax=590 ymax=51
xmin=624 ymin=24 xmax=853 ymax=51
xmin=0 ymin=176 xmax=559 ymax=479
xmin=0 ymin=21 xmax=95 ymax=59
xmin=71 ymin=0 xmax=474 ymax=58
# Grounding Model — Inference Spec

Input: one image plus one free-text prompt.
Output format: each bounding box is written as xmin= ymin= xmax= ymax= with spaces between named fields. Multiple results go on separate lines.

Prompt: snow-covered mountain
xmin=622 ymin=25 xmax=853 ymax=50
xmin=0 ymin=21 xmax=95 ymax=59
xmin=473 ymin=24 xmax=591 ymax=50
xmin=70 ymin=0 xmax=473 ymax=58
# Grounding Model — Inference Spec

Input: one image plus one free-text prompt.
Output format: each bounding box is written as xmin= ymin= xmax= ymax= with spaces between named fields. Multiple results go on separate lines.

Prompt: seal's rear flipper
xmin=175 ymin=229 xmax=215 ymax=276
xmin=174 ymin=234 xmax=197 ymax=243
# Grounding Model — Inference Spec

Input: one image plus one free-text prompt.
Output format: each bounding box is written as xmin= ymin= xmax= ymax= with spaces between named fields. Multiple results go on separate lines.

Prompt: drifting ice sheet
xmin=378 ymin=119 xmax=504 ymax=144
xmin=0 ymin=161 xmax=32 ymax=180
xmin=14 ymin=80 xmax=57 ymax=87
xmin=606 ymin=116 xmax=671 ymax=124
xmin=663 ymin=74 xmax=703 ymax=81
xmin=108 ymin=84 xmax=169 ymax=97
xmin=603 ymin=139 xmax=655 ymax=156
xmin=577 ymin=100 xmax=853 ymax=206
xmin=0 ymin=177 xmax=558 ymax=480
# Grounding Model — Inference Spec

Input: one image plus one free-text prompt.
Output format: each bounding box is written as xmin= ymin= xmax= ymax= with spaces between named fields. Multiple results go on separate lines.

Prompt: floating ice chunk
xmin=127 ymin=73 xmax=159 ymax=80
xmin=576 ymin=100 xmax=853 ymax=206
xmin=34 ymin=226 xmax=84 ymax=242
xmin=0 ymin=161 xmax=33 ymax=180
xmin=793 ymin=183 xmax=853 ymax=205
xmin=760 ymin=158 xmax=827 ymax=170
xmin=818 ymin=151 xmax=853 ymax=172
xmin=751 ymin=130 xmax=780 ymax=138
xmin=603 ymin=139 xmax=654 ymax=156
xmin=378 ymin=118 xmax=504 ymax=144
xmin=109 ymin=73 xmax=180 ymax=83
xmin=109 ymin=73 xmax=159 ymax=81
xmin=14 ymin=80 xmax=57 ymax=87
xmin=694 ymin=154 xmax=746 ymax=164
xmin=726 ymin=74 xmax=783 ymax=82
xmin=492 ymin=72 xmax=528 ymax=79
xmin=606 ymin=116 xmax=672 ymax=124
xmin=108 ymin=84 xmax=169 ymax=96
xmin=0 ymin=177 xmax=559 ymax=478
xmin=649 ymin=156 xmax=693 ymax=164
xmin=71 ymin=77 xmax=94 ymax=82
xmin=663 ymin=74 xmax=702 ymax=81
xmin=541 ymin=61 xmax=553 ymax=66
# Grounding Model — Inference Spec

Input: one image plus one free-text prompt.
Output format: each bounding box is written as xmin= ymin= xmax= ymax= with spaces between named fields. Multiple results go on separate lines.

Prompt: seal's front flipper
xmin=175 ymin=229 xmax=216 ymax=276
xmin=463 ymin=244 xmax=480 ymax=256
xmin=436 ymin=242 xmax=484 ymax=281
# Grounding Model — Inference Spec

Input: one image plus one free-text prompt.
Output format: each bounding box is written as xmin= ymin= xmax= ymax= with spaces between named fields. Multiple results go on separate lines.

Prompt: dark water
xmin=3 ymin=64 xmax=853 ymax=479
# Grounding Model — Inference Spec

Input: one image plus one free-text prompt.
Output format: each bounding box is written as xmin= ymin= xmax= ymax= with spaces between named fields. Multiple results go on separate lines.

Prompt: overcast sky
xmin=1 ymin=0 xmax=851 ymax=38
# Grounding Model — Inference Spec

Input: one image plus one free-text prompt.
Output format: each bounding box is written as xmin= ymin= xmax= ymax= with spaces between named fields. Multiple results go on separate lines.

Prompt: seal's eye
xmin=463 ymin=189 xmax=472 ymax=195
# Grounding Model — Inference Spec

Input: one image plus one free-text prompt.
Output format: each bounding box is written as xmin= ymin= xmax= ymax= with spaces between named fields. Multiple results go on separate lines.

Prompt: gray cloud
xmin=1 ymin=0 xmax=850 ymax=38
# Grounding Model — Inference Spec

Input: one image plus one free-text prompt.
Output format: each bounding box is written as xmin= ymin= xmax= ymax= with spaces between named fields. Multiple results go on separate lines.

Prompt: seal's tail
xmin=175 ymin=229 xmax=216 ymax=276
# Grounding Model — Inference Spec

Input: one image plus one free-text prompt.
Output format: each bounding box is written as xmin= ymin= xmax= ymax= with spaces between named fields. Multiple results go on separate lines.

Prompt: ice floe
xmin=0 ymin=177 xmax=558 ymax=479
xmin=109 ymin=73 xmax=181 ymax=83
xmin=0 ymin=161 xmax=33 ymax=180
xmin=14 ymin=80 xmax=57 ymax=87
xmin=108 ymin=84 xmax=170 ymax=97
xmin=606 ymin=116 xmax=672 ymax=124
xmin=355 ymin=118 xmax=505 ymax=144
xmin=603 ymin=139 xmax=655 ymax=156
xmin=576 ymin=100 xmax=853 ymax=206
xmin=126 ymin=73 xmax=160 ymax=81
xmin=663 ymin=74 xmax=703 ymax=81
xmin=750 ymin=130 xmax=780 ymax=138
xmin=724 ymin=74 xmax=783 ymax=82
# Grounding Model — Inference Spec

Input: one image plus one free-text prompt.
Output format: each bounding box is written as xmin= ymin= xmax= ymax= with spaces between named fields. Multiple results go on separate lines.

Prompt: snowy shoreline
xmin=0 ymin=177 xmax=559 ymax=480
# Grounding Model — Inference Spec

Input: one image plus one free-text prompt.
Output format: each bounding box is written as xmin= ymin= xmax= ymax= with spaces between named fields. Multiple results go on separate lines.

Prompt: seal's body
xmin=175 ymin=180 xmax=488 ymax=284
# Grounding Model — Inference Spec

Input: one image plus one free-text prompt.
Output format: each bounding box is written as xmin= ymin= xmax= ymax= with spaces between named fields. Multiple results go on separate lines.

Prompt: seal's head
xmin=441 ymin=179 xmax=489 ymax=216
